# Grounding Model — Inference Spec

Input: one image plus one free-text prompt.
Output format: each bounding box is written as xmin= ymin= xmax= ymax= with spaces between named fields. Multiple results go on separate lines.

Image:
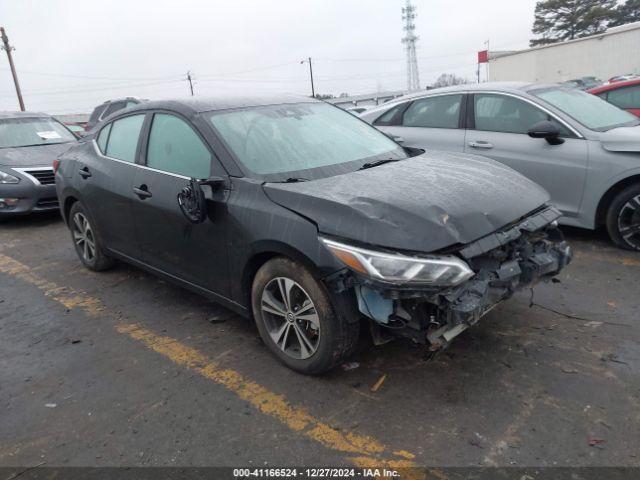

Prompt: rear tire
xmin=68 ymin=202 xmax=115 ymax=271
xmin=606 ymin=184 xmax=640 ymax=251
xmin=251 ymin=257 xmax=359 ymax=375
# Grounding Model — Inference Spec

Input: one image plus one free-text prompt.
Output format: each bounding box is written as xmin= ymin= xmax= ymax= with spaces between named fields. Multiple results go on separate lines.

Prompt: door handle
xmin=133 ymin=185 xmax=152 ymax=199
xmin=78 ymin=167 xmax=92 ymax=178
xmin=468 ymin=141 xmax=494 ymax=149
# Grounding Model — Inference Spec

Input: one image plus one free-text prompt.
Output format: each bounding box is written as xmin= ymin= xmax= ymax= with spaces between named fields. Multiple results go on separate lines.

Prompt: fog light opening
xmin=0 ymin=198 xmax=19 ymax=209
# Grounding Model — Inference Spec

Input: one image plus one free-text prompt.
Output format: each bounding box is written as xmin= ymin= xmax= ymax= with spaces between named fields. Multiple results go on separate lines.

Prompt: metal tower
xmin=401 ymin=0 xmax=420 ymax=91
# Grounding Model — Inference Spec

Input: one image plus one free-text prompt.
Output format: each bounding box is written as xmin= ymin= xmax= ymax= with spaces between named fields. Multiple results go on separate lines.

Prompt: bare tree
xmin=431 ymin=73 xmax=467 ymax=89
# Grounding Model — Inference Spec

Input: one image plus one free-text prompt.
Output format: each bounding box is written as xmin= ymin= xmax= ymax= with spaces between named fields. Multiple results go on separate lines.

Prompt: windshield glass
xmin=208 ymin=102 xmax=406 ymax=179
xmin=0 ymin=117 xmax=76 ymax=148
xmin=533 ymin=87 xmax=639 ymax=131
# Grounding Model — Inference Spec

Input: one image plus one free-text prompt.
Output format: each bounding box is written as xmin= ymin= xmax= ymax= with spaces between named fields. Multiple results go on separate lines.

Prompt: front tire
xmin=606 ymin=184 xmax=640 ymax=251
xmin=68 ymin=202 xmax=115 ymax=271
xmin=251 ymin=257 xmax=359 ymax=375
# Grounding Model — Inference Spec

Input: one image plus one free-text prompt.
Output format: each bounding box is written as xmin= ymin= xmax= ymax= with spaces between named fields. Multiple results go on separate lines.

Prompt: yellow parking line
xmin=0 ymin=253 xmax=423 ymax=475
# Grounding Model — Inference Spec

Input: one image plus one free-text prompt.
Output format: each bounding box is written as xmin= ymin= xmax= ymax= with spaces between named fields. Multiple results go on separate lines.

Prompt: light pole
xmin=1 ymin=27 xmax=25 ymax=111
xmin=301 ymin=57 xmax=315 ymax=98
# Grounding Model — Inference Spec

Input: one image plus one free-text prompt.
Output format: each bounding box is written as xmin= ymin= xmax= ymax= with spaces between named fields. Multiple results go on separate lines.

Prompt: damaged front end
xmin=323 ymin=206 xmax=572 ymax=351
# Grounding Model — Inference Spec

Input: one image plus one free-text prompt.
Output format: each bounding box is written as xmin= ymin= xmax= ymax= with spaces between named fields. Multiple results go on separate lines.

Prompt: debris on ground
xmin=44 ymin=403 xmax=57 ymax=408
xmin=341 ymin=362 xmax=360 ymax=371
xmin=208 ymin=316 xmax=227 ymax=324
xmin=468 ymin=432 xmax=486 ymax=449
xmin=71 ymin=339 xmax=81 ymax=344
xmin=561 ymin=366 xmax=579 ymax=374
xmin=600 ymin=353 xmax=629 ymax=365
xmin=588 ymin=438 xmax=606 ymax=447
xmin=371 ymin=374 xmax=387 ymax=392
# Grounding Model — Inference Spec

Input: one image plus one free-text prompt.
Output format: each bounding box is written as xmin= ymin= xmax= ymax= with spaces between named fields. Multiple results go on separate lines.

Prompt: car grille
xmin=28 ymin=168 xmax=56 ymax=185
xmin=36 ymin=197 xmax=59 ymax=208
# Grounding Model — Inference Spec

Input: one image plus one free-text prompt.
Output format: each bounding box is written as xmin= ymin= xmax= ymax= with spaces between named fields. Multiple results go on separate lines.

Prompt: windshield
xmin=533 ymin=88 xmax=639 ymax=131
xmin=0 ymin=117 xmax=76 ymax=148
xmin=208 ymin=102 xmax=406 ymax=179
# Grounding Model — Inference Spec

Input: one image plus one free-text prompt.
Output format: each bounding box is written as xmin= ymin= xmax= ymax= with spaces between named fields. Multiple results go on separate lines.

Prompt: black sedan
xmin=55 ymin=96 xmax=571 ymax=374
xmin=0 ymin=111 xmax=76 ymax=216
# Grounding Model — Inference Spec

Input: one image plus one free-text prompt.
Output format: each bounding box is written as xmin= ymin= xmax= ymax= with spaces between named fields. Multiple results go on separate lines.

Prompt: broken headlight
xmin=321 ymin=238 xmax=474 ymax=286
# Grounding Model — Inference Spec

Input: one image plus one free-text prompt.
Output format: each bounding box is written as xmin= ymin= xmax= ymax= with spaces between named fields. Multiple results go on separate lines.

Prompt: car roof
xmin=122 ymin=94 xmax=321 ymax=117
xmin=0 ymin=110 xmax=52 ymax=119
xmin=588 ymin=77 xmax=640 ymax=93
xmin=365 ymin=82 xmax=564 ymax=110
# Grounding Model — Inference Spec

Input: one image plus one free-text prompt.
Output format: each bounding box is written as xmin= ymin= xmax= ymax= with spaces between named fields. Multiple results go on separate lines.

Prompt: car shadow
xmin=1 ymin=211 xmax=63 ymax=230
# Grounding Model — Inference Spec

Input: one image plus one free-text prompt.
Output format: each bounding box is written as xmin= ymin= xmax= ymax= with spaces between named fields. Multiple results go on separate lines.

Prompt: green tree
xmin=530 ymin=0 xmax=617 ymax=46
xmin=611 ymin=0 xmax=640 ymax=26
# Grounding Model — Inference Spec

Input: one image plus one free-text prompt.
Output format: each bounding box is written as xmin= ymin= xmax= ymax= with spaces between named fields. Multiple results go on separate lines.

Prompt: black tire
xmin=251 ymin=257 xmax=359 ymax=375
xmin=68 ymin=201 xmax=115 ymax=271
xmin=606 ymin=184 xmax=640 ymax=251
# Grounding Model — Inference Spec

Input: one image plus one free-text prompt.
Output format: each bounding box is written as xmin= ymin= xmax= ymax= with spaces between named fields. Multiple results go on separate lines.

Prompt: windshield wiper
xmin=358 ymin=158 xmax=402 ymax=170
xmin=269 ymin=177 xmax=310 ymax=183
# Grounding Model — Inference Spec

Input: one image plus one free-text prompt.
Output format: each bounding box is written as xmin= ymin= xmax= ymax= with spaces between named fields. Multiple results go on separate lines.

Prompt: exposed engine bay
xmin=325 ymin=206 xmax=573 ymax=351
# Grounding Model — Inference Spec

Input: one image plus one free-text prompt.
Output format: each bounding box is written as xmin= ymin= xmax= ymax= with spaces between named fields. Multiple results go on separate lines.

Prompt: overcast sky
xmin=0 ymin=0 xmax=538 ymax=114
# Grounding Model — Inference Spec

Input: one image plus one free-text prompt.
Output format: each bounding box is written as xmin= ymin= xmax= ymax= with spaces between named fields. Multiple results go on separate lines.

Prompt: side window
xmin=374 ymin=102 xmax=407 ymax=126
xmin=96 ymin=123 xmax=111 ymax=153
xmin=474 ymin=94 xmax=570 ymax=136
xmin=102 ymin=101 xmax=126 ymax=119
xmin=402 ymin=95 xmax=462 ymax=128
xmin=607 ymin=85 xmax=640 ymax=109
xmin=105 ymin=114 xmax=145 ymax=162
xmin=146 ymin=114 xmax=211 ymax=179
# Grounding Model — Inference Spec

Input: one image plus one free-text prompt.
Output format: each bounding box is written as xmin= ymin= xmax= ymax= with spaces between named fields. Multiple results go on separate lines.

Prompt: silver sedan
xmin=359 ymin=82 xmax=640 ymax=251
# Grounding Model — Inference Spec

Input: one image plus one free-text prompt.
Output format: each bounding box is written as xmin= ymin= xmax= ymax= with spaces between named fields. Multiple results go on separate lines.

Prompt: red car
xmin=589 ymin=78 xmax=640 ymax=117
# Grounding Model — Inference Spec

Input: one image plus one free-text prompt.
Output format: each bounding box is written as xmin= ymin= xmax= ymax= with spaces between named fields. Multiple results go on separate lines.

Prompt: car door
xmin=373 ymin=94 xmax=466 ymax=152
xmin=464 ymin=93 xmax=588 ymax=218
xmin=78 ymin=114 xmax=145 ymax=258
xmin=131 ymin=112 xmax=230 ymax=296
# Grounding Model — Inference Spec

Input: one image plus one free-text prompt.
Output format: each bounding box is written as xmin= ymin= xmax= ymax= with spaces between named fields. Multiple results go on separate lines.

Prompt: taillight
xmin=53 ymin=159 xmax=60 ymax=173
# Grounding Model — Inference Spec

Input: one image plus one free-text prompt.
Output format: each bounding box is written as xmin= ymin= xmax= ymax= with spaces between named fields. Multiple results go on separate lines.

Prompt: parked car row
xmin=1 ymin=81 xmax=638 ymax=373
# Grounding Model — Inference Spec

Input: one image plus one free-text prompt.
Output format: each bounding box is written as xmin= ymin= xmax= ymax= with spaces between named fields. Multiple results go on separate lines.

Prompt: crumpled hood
xmin=599 ymin=124 xmax=640 ymax=152
xmin=0 ymin=143 xmax=74 ymax=167
xmin=264 ymin=151 xmax=550 ymax=253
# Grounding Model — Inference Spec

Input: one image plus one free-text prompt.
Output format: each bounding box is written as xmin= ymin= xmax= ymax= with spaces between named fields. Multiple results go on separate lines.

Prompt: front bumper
xmin=0 ymin=169 xmax=59 ymax=216
xmin=327 ymin=206 xmax=572 ymax=348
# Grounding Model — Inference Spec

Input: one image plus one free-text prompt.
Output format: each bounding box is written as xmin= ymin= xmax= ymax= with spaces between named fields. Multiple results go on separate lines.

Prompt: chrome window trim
xmin=13 ymin=167 xmax=54 ymax=186
xmin=389 ymin=89 xmax=584 ymax=139
xmin=91 ymin=140 xmax=190 ymax=180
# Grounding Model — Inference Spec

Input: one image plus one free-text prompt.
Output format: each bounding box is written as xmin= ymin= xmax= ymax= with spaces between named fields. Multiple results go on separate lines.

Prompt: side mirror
xmin=177 ymin=179 xmax=207 ymax=224
xmin=528 ymin=121 xmax=565 ymax=145
xmin=198 ymin=176 xmax=225 ymax=190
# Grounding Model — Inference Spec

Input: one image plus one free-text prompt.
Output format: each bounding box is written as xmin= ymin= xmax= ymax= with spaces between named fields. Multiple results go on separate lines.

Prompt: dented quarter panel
xmin=264 ymin=151 xmax=550 ymax=253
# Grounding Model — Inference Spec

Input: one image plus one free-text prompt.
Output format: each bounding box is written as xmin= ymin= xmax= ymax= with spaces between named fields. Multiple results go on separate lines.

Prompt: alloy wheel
xmin=260 ymin=277 xmax=321 ymax=360
xmin=72 ymin=212 xmax=96 ymax=263
xmin=617 ymin=194 xmax=640 ymax=250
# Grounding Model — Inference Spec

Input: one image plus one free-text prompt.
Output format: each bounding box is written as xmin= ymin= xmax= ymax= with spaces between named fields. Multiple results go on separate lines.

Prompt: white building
xmin=488 ymin=22 xmax=640 ymax=83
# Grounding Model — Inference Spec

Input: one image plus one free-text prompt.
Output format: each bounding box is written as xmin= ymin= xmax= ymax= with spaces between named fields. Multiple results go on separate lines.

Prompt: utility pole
xmin=401 ymin=0 xmax=420 ymax=91
xmin=1 ymin=27 xmax=25 ymax=111
xmin=301 ymin=58 xmax=315 ymax=98
xmin=186 ymin=70 xmax=194 ymax=96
